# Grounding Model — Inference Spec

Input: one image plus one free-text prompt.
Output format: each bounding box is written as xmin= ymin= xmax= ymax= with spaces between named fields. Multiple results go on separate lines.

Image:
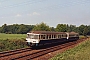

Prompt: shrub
xmin=0 ymin=39 xmax=28 ymax=52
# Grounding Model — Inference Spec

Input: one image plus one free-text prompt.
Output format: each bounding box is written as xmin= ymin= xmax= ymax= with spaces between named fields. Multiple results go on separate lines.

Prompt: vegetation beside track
xmin=79 ymin=35 xmax=86 ymax=39
xmin=50 ymin=38 xmax=90 ymax=60
xmin=0 ymin=39 xmax=28 ymax=52
xmin=0 ymin=34 xmax=28 ymax=52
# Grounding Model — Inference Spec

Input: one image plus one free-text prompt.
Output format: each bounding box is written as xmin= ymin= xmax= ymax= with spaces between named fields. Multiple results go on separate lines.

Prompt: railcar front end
xmin=26 ymin=33 xmax=40 ymax=47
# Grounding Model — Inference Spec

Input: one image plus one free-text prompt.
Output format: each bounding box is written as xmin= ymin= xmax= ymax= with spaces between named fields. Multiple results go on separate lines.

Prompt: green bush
xmin=0 ymin=39 xmax=28 ymax=52
xmin=0 ymin=42 xmax=5 ymax=49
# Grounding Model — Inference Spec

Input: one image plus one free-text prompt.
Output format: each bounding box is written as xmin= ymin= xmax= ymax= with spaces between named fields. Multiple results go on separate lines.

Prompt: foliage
xmin=56 ymin=24 xmax=67 ymax=32
xmin=0 ymin=24 xmax=34 ymax=34
xmin=0 ymin=24 xmax=8 ymax=33
xmin=50 ymin=39 xmax=90 ymax=60
xmin=0 ymin=34 xmax=28 ymax=52
xmin=78 ymin=25 xmax=86 ymax=35
xmin=68 ymin=25 xmax=77 ymax=32
xmin=32 ymin=22 xmax=51 ymax=31
xmin=50 ymin=27 xmax=55 ymax=31
xmin=83 ymin=26 xmax=89 ymax=36
xmin=0 ymin=23 xmax=90 ymax=36
xmin=0 ymin=39 xmax=28 ymax=52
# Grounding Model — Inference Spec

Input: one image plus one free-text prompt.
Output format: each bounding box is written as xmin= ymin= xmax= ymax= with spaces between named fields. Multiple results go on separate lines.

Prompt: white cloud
xmin=32 ymin=12 xmax=40 ymax=15
xmin=27 ymin=12 xmax=40 ymax=16
xmin=16 ymin=14 xmax=22 ymax=17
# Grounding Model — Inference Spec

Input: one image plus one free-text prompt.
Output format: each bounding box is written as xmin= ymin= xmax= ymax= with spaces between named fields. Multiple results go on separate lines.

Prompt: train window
xmin=60 ymin=34 xmax=62 ymax=38
xmin=58 ymin=35 xmax=61 ymax=38
xmin=46 ymin=35 xmax=48 ymax=39
xmin=54 ymin=35 xmax=56 ymax=38
xmin=61 ymin=34 xmax=67 ymax=38
xmin=41 ymin=35 xmax=43 ymax=39
xmin=49 ymin=35 xmax=51 ymax=39
xmin=30 ymin=35 xmax=34 ymax=39
xmin=52 ymin=35 xmax=54 ymax=38
xmin=60 ymin=35 xmax=61 ymax=38
xmin=39 ymin=35 xmax=40 ymax=39
xmin=69 ymin=34 xmax=76 ymax=37
xmin=58 ymin=35 xmax=59 ymax=38
xmin=43 ymin=35 xmax=46 ymax=39
xmin=75 ymin=34 xmax=78 ymax=37
xmin=77 ymin=34 xmax=79 ymax=36
xmin=65 ymin=35 xmax=67 ymax=37
xmin=27 ymin=34 xmax=39 ymax=39
xmin=52 ymin=35 xmax=53 ymax=38
xmin=34 ymin=35 xmax=39 ymax=39
xmin=40 ymin=35 xmax=46 ymax=39
xmin=62 ymin=35 xmax=64 ymax=37
xmin=46 ymin=35 xmax=51 ymax=39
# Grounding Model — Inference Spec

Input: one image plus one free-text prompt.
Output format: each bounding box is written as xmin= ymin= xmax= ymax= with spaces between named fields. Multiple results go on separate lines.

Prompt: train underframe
xmin=27 ymin=37 xmax=79 ymax=47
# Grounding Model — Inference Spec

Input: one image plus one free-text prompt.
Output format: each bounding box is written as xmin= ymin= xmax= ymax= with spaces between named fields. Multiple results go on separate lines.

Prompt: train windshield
xmin=27 ymin=34 xmax=38 ymax=39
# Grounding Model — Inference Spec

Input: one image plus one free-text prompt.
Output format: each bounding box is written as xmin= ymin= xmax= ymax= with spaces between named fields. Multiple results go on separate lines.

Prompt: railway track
xmin=0 ymin=47 xmax=32 ymax=58
xmin=0 ymin=38 xmax=88 ymax=60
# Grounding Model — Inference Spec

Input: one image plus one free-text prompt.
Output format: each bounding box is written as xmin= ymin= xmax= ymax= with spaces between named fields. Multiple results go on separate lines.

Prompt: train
xmin=26 ymin=31 xmax=79 ymax=47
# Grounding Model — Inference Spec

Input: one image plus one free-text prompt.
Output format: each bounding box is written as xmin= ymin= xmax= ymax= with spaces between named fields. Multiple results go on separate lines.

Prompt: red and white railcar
xmin=26 ymin=31 xmax=79 ymax=47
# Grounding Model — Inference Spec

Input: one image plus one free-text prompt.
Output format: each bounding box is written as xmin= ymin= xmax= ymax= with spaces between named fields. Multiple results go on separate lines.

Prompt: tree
xmin=78 ymin=25 xmax=86 ymax=35
xmin=68 ymin=25 xmax=77 ymax=32
xmin=87 ymin=25 xmax=90 ymax=35
xmin=9 ymin=24 xmax=19 ymax=34
xmin=1 ymin=24 xmax=8 ymax=33
xmin=50 ymin=27 xmax=55 ymax=31
xmin=17 ymin=24 xmax=29 ymax=34
xmin=0 ymin=24 xmax=35 ymax=34
xmin=83 ymin=26 xmax=89 ymax=36
xmin=55 ymin=24 xmax=67 ymax=32
xmin=32 ymin=22 xmax=50 ymax=31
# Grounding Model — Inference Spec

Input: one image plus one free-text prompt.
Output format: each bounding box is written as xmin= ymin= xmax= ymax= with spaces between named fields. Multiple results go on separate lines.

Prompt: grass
xmin=0 ymin=33 xmax=26 ymax=40
xmin=50 ymin=38 xmax=90 ymax=60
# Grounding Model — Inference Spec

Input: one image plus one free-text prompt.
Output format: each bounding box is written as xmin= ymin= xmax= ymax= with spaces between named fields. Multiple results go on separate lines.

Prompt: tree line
xmin=0 ymin=24 xmax=34 ymax=34
xmin=0 ymin=23 xmax=90 ymax=36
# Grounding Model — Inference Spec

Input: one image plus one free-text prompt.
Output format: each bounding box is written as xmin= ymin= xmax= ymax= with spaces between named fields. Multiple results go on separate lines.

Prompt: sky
xmin=0 ymin=0 xmax=90 ymax=27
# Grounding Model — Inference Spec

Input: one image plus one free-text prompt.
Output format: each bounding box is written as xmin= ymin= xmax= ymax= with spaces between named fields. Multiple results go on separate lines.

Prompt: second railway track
xmin=0 ymin=47 xmax=32 ymax=58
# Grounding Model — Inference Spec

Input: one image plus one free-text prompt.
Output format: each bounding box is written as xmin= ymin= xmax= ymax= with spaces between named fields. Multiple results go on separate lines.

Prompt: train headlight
xmin=33 ymin=41 xmax=36 ymax=42
xmin=67 ymin=37 xmax=69 ymax=39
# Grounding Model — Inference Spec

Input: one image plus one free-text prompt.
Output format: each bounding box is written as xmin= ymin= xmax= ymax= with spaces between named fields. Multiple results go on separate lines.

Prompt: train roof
xmin=28 ymin=31 xmax=66 ymax=35
xmin=68 ymin=32 xmax=79 ymax=34
xmin=27 ymin=31 xmax=79 ymax=35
